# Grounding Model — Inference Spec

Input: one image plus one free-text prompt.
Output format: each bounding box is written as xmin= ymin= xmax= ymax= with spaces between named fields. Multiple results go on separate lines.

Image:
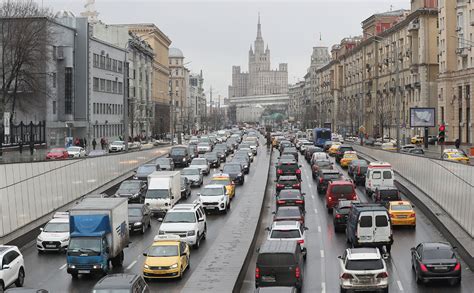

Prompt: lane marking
xmin=318 ymin=226 xmax=321 ymax=233
xmin=311 ymin=194 xmax=315 ymax=199
xmin=308 ymin=183 xmax=312 ymax=188
xmin=320 ymin=249 xmax=325 ymax=258
xmin=314 ymin=208 xmax=318 ymax=214
xmin=126 ymin=260 xmax=137 ymax=270
xmin=59 ymin=263 xmax=67 ymax=270
xmin=397 ymin=280 xmax=404 ymax=291
xmin=321 ymin=282 xmax=326 ymax=293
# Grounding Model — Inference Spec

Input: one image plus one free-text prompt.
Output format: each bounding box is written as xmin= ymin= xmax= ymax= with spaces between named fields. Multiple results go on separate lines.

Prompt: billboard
xmin=410 ymin=108 xmax=435 ymax=127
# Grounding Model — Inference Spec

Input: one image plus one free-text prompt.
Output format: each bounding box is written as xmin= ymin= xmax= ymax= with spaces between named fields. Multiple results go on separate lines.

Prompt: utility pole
xmin=394 ymin=40 xmax=401 ymax=152
xmin=209 ymin=86 xmax=213 ymax=131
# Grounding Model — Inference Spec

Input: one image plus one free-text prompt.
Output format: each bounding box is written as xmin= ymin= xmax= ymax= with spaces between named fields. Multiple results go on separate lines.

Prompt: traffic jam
xmin=253 ymin=128 xmax=464 ymax=293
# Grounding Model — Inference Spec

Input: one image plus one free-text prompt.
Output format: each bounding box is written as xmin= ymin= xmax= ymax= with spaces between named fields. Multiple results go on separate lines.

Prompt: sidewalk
xmin=0 ymin=148 xmax=48 ymax=164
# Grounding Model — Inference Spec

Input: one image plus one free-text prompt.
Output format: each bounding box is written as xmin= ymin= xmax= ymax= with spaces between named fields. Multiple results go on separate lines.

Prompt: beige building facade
xmin=438 ymin=0 xmax=474 ymax=145
xmin=169 ymin=48 xmax=188 ymax=134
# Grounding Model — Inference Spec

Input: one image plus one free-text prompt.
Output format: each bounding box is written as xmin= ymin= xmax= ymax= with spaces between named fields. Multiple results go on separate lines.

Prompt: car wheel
xmin=386 ymin=245 xmax=392 ymax=254
xmin=415 ymin=270 xmax=423 ymax=284
xmin=340 ymin=286 xmax=347 ymax=293
xmin=71 ymin=272 xmax=78 ymax=279
xmin=15 ymin=267 xmax=25 ymax=287
xmin=449 ymin=278 xmax=461 ymax=286
xmin=382 ymin=288 xmax=389 ymax=293
xmin=194 ymin=233 xmax=201 ymax=249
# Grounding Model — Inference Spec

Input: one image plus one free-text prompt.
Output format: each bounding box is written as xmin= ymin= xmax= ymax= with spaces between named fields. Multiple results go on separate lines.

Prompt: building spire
xmin=257 ymin=12 xmax=262 ymax=40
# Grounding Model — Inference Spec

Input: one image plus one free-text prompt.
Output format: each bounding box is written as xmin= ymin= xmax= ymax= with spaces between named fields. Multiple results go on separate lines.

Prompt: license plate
xmin=435 ymin=266 xmax=447 ymax=270
xmin=261 ymin=275 xmax=276 ymax=282
xmin=78 ymin=270 xmax=90 ymax=274
xmin=398 ymin=215 xmax=407 ymax=218
xmin=46 ymin=245 xmax=56 ymax=248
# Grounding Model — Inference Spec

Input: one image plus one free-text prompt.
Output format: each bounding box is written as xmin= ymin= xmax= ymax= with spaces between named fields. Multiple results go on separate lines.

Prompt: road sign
xmin=3 ymin=112 xmax=10 ymax=135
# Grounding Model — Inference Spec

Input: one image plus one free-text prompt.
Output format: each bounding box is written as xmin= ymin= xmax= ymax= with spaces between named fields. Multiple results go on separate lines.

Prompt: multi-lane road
xmin=20 ymin=144 xmax=269 ymax=292
xmin=242 ymin=148 xmax=474 ymax=293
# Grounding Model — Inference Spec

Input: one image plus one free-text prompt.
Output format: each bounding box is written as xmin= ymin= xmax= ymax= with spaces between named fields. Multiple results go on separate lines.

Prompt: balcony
xmin=456 ymin=47 xmax=470 ymax=57
xmin=408 ymin=20 xmax=420 ymax=31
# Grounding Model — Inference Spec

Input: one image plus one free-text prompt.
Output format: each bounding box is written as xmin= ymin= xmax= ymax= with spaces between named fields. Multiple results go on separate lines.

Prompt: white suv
xmin=36 ymin=212 xmax=70 ymax=252
xmin=199 ymin=185 xmax=230 ymax=214
xmin=158 ymin=200 xmax=207 ymax=249
xmin=338 ymin=248 xmax=389 ymax=293
xmin=266 ymin=220 xmax=308 ymax=259
xmin=0 ymin=246 xmax=25 ymax=291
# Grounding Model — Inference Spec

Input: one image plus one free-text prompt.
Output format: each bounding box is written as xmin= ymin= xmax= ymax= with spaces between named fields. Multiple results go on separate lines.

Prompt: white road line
xmin=321 ymin=282 xmax=326 ymax=293
xmin=311 ymin=194 xmax=315 ymax=199
xmin=397 ymin=280 xmax=404 ymax=291
xmin=59 ymin=263 xmax=67 ymax=270
xmin=320 ymin=250 xmax=325 ymax=258
xmin=314 ymin=208 xmax=318 ymax=214
xmin=318 ymin=226 xmax=321 ymax=233
xmin=308 ymin=183 xmax=312 ymax=188
xmin=126 ymin=260 xmax=137 ymax=270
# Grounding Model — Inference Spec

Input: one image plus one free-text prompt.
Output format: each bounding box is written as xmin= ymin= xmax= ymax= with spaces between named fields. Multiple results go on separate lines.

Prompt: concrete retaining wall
xmin=353 ymin=145 xmax=474 ymax=237
xmin=0 ymin=147 xmax=169 ymax=241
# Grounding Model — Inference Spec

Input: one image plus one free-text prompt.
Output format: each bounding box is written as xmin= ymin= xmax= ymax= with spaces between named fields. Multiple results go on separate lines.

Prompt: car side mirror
xmin=198 ymin=218 xmax=204 ymax=222
xmin=256 ymin=248 xmax=260 ymax=253
xmin=2 ymin=264 xmax=10 ymax=270
xmin=337 ymin=256 xmax=343 ymax=260
xmin=197 ymin=193 xmax=201 ymax=196
xmin=272 ymin=211 xmax=276 ymax=214
xmin=410 ymin=247 xmax=415 ymax=252
xmin=301 ymin=193 xmax=306 ymax=195
xmin=304 ymin=227 xmax=309 ymax=230
xmin=143 ymin=252 xmax=147 ymax=256
xmin=171 ymin=196 xmax=175 ymax=200
xmin=382 ymin=253 xmax=389 ymax=260
xmin=265 ymin=227 xmax=270 ymax=231
xmin=299 ymin=165 xmax=302 ymax=168
xmin=40 ymin=227 xmax=43 ymax=232
xmin=105 ymin=247 xmax=110 ymax=254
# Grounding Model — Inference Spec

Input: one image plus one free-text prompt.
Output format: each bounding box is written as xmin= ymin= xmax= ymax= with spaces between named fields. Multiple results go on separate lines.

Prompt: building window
xmin=100 ymin=79 xmax=106 ymax=91
xmin=118 ymin=82 xmax=123 ymax=94
xmin=112 ymin=81 xmax=117 ymax=93
xmin=52 ymin=72 xmax=57 ymax=88
xmin=106 ymin=57 xmax=112 ymax=70
xmin=52 ymin=101 xmax=56 ymax=115
xmin=93 ymin=54 xmax=100 ymax=67
xmin=112 ymin=59 xmax=117 ymax=72
xmin=118 ymin=61 xmax=123 ymax=73
xmin=65 ymin=68 xmax=73 ymax=114
xmin=93 ymin=103 xmax=96 ymax=114
xmin=100 ymin=55 xmax=106 ymax=68
xmin=106 ymin=80 xmax=112 ymax=92
xmin=93 ymin=77 xmax=99 ymax=91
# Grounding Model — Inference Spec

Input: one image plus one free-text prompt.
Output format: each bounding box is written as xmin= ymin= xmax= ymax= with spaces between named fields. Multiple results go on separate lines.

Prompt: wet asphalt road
xmin=17 ymin=144 xmax=269 ymax=293
xmin=241 ymin=149 xmax=474 ymax=293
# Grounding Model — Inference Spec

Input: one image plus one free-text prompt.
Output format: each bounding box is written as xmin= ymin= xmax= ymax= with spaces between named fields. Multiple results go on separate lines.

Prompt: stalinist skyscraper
xmin=229 ymin=15 xmax=288 ymax=98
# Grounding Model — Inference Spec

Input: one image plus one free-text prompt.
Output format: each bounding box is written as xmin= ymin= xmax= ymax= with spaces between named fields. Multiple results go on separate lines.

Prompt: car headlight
xmin=62 ymin=237 xmax=70 ymax=242
xmin=134 ymin=222 xmax=142 ymax=226
xmin=183 ymin=158 xmax=186 ymax=161
xmin=238 ymin=173 xmax=242 ymax=177
xmin=68 ymin=264 xmax=76 ymax=269
xmin=220 ymin=196 xmax=226 ymax=202
xmin=37 ymin=235 xmax=43 ymax=242
xmin=170 ymin=263 xmax=178 ymax=269
xmin=158 ymin=230 xmax=165 ymax=235
xmin=144 ymin=264 xmax=150 ymax=269
xmin=187 ymin=230 xmax=196 ymax=236
xmin=92 ymin=264 xmax=102 ymax=269
xmin=244 ymin=165 xmax=248 ymax=168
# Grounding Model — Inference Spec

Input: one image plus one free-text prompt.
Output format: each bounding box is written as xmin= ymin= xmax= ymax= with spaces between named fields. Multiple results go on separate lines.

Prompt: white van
xmin=365 ymin=162 xmax=394 ymax=196
xmin=145 ymin=171 xmax=181 ymax=218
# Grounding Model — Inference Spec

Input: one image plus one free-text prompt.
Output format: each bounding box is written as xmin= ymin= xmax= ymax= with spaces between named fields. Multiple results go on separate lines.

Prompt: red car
xmin=325 ymin=180 xmax=357 ymax=212
xmin=46 ymin=148 xmax=69 ymax=160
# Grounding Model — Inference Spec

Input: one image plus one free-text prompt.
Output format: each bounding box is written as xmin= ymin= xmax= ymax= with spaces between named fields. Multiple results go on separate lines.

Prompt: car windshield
xmin=118 ymin=181 xmax=141 ymax=192
xmin=112 ymin=141 xmax=124 ymax=145
xmin=270 ymin=229 xmax=301 ymax=238
xmin=380 ymin=190 xmax=398 ymax=198
xmin=191 ymin=159 xmax=207 ymax=165
xmin=211 ymin=179 xmax=231 ymax=186
xmin=205 ymin=154 xmax=217 ymax=159
xmin=278 ymin=163 xmax=298 ymax=172
xmin=163 ymin=212 xmax=196 ymax=223
xmin=146 ymin=189 xmax=169 ymax=199
xmin=68 ymin=237 xmax=101 ymax=253
xmin=391 ymin=204 xmax=412 ymax=211
xmin=279 ymin=190 xmax=301 ymax=198
xmin=148 ymin=245 xmax=178 ymax=257
xmin=128 ymin=208 xmax=142 ymax=217
xmin=331 ymin=185 xmax=354 ymax=194
xmin=316 ymin=161 xmax=331 ymax=167
xmin=346 ymin=259 xmax=384 ymax=270
xmin=423 ymin=248 xmax=454 ymax=260
xmin=182 ymin=168 xmax=200 ymax=175
xmin=137 ymin=165 xmax=156 ymax=174
xmin=323 ymin=173 xmax=341 ymax=180
xmin=198 ymin=143 xmax=209 ymax=147
xmin=202 ymin=187 xmax=224 ymax=196
xmin=223 ymin=165 xmax=241 ymax=173
xmin=43 ymin=222 xmax=69 ymax=233
xmin=171 ymin=148 xmax=186 ymax=155
xmin=279 ymin=179 xmax=298 ymax=185
xmin=258 ymin=253 xmax=295 ymax=266
xmin=277 ymin=208 xmax=301 ymax=217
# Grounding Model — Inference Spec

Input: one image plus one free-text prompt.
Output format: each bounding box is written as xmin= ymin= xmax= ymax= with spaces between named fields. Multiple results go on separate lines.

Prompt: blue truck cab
xmin=66 ymin=198 xmax=129 ymax=278
xmin=313 ymin=128 xmax=332 ymax=148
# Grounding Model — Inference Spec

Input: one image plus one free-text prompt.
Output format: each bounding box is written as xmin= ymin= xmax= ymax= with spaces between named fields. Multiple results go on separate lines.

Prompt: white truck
xmin=66 ymin=198 xmax=129 ymax=277
xmin=145 ymin=171 xmax=181 ymax=219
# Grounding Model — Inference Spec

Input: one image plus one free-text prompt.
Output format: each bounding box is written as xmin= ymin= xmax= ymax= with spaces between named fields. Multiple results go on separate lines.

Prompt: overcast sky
xmin=42 ymin=0 xmax=410 ymax=101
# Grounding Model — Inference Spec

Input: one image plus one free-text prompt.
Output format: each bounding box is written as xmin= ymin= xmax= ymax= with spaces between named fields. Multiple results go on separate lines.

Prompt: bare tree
xmin=0 ymin=0 xmax=52 ymax=123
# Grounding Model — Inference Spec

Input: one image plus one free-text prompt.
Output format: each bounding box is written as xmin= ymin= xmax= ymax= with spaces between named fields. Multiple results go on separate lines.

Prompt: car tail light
xmin=293 ymin=184 xmax=300 ymax=188
xmin=295 ymin=200 xmax=304 ymax=204
xmin=376 ymin=272 xmax=388 ymax=278
xmin=277 ymin=200 xmax=286 ymax=204
xmin=299 ymin=218 xmax=304 ymax=224
xmin=295 ymin=266 xmax=301 ymax=279
xmin=420 ymin=263 xmax=428 ymax=272
xmin=328 ymin=196 xmax=333 ymax=202
xmin=341 ymin=273 xmax=353 ymax=280
xmin=390 ymin=213 xmax=396 ymax=218
xmin=410 ymin=213 xmax=416 ymax=218
xmin=276 ymin=184 xmax=284 ymax=188
xmin=352 ymin=195 xmax=357 ymax=200
xmin=277 ymin=169 xmax=283 ymax=174
xmin=336 ymin=214 xmax=342 ymax=219
xmin=454 ymin=262 xmax=461 ymax=271
xmin=297 ymin=239 xmax=304 ymax=244
xmin=319 ymin=178 xmax=324 ymax=183
xmin=255 ymin=267 xmax=260 ymax=279
xmin=296 ymin=169 xmax=301 ymax=174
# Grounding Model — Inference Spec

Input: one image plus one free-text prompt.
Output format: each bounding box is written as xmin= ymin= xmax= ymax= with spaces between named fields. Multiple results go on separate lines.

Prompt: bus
xmin=313 ymin=128 xmax=332 ymax=147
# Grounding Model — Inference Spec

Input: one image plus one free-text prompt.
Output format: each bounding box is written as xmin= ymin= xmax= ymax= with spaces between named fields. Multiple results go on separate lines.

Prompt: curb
xmin=233 ymin=147 xmax=273 ymax=292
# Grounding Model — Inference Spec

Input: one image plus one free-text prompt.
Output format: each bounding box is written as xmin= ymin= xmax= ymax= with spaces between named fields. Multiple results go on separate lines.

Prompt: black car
xmin=411 ymin=242 xmax=461 ymax=286
xmin=214 ymin=149 xmax=227 ymax=163
xmin=275 ymin=160 xmax=301 ymax=180
xmin=115 ymin=180 xmax=147 ymax=203
xmin=316 ymin=170 xmax=342 ymax=194
xmin=333 ymin=200 xmax=359 ymax=232
xmin=275 ymin=175 xmax=301 ymax=192
xmin=374 ymin=186 xmax=401 ymax=205
xmin=275 ymin=189 xmax=305 ymax=212
xmin=133 ymin=164 xmax=158 ymax=181
xmin=254 ymin=287 xmax=298 ymax=293
xmin=282 ymin=147 xmax=298 ymax=161
xmin=279 ymin=141 xmax=293 ymax=153
xmin=93 ymin=274 xmax=149 ymax=292
xmin=204 ymin=152 xmax=220 ymax=168
xmin=180 ymin=177 xmax=192 ymax=199
xmin=222 ymin=163 xmax=245 ymax=185
xmin=155 ymin=157 xmax=174 ymax=170
xmin=187 ymin=145 xmax=199 ymax=159
xmin=128 ymin=204 xmax=151 ymax=234
xmin=409 ymin=148 xmax=425 ymax=155
xmin=232 ymin=157 xmax=249 ymax=174
xmin=273 ymin=206 xmax=305 ymax=225
xmin=304 ymin=146 xmax=323 ymax=162
xmin=335 ymin=145 xmax=354 ymax=164
xmin=169 ymin=145 xmax=190 ymax=167
xmin=311 ymin=159 xmax=333 ymax=179
xmin=323 ymin=141 xmax=333 ymax=152
xmin=347 ymin=160 xmax=368 ymax=185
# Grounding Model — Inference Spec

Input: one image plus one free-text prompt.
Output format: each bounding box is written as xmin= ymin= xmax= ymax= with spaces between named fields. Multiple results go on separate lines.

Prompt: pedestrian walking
xmin=455 ymin=138 xmax=461 ymax=149
xmin=19 ymin=139 xmax=23 ymax=154
xmin=83 ymin=137 xmax=87 ymax=149
xmin=92 ymin=138 xmax=97 ymax=150
xmin=100 ymin=137 xmax=105 ymax=150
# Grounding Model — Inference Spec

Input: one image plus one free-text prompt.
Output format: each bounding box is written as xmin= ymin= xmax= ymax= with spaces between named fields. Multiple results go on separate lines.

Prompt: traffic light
xmin=438 ymin=124 xmax=446 ymax=143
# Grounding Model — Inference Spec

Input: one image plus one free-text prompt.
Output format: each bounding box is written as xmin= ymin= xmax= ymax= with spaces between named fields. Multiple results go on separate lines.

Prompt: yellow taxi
xmin=388 ymin=201 xmax=416 ymax=227
xmin=442 ymin=149 xmax=470 ymax=164
xmin=340 ymin=151 xmax=358 ymax=168
xmin=210 ymin=173 xmax=236 ymax=200
xmin=143 ymin=235 xmax=190 ymax=279
xmin=381 ymin=142 xmax=397 ymax=151
xmin=410 ymin=135 xmax=423 ymax=145
xmin=328 ymin=142 xmax=342 ymax=156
